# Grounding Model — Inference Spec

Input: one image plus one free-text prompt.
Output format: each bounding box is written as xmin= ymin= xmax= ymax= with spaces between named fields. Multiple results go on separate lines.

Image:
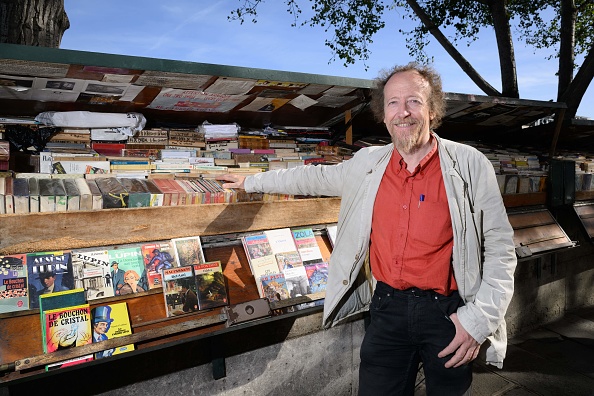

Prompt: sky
xmin=61 ymin=0 xmax=592 ymax=119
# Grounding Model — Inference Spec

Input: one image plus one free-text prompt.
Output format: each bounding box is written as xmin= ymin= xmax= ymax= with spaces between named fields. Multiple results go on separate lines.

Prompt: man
xmin=217 ymin=63 xmax=517 ymax=395
xmin=92 ymin=305 xmax=115 ymax=359
xmin=110 ymin=261 xmax=125 ymax=295
xmin=37 ymin=271 xmax=69 ymax=294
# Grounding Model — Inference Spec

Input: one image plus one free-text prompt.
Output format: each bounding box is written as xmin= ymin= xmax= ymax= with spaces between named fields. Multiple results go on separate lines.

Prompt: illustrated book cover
xmin=241 ymin=232 xmax=279 ymax=297
xmin=162 ymin=265 xmax=198 ymax=317
xmin=91 ymin=302 xmax=135 ymax=359
xmin=71 ymin=247 xmax=114 ymax=301
xmin=291 ymin=227 xmax=324 ymax=265
xmin=107 ymin=244 xmax=148 ymax=296
xmin=27 ymin=250 xmax=75 ymax=309
xmin=43 ymin=303 xmax=93 ymax=371
xmin=260 ymin=272 xmax=290 ymax=303
xmin=305 ymin=262 xmax=329 ymax=294
xmin=171 ymin=236 xmax=205 ymax=267
xmin=141 ymin=240 xmax=176 ymax=290
xmin=0 ymin=253 xmax=29 ymax=313
xmin=193 ymin=261 xmax=228 ymax=310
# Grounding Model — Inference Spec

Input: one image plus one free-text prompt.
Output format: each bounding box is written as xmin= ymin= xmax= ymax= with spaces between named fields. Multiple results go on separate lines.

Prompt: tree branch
xmin=405 ymin=0 xmax=502 ymax=96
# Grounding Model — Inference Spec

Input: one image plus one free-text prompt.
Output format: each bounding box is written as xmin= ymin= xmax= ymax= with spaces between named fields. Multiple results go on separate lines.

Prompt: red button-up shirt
xmin=369 ymin=141 xmax=457 ymax=295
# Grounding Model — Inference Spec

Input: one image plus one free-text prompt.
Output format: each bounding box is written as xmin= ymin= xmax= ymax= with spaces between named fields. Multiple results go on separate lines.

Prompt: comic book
xmin=0 ymin=253 xmax=29 ymax=313
xmin=260 ymin=272 xmax=290 ymax=303
xmin=162 ymin=265 xmax=198 ymax=317
xmin=305 ymin=262 xmax=329 ymax=294
xmin=91 ymin=302 xmax=134 ymax=359
xmin=43 ymin=303 xmax=93 ymax=371
xmin=171 ymin=236 xmax=205 ymax=267
xmin=26 ymin=250 xmax=75 ymax=309
xmin=193 ymin=261 xmax=228 ymax=310
xmin=140 ymin=240 xmax=176 ymax=290
xmin=71 ymin=247 xmax=114 ymax=301
xmin=107 ymin=244 xmax=148 ymax=296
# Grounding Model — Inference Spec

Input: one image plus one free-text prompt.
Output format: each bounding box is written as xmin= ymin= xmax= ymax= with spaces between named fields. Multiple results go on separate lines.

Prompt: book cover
xmin=171 ymin=236 xmax=206 ymax=267
xmin=107 ymin=245 xmax=148 ymax=296
xmin=85 ymin=178 xmax=104 ymax=209
xmin=326 ymin=224 xmax=337 ymax=249
xmin=74 ymin=177 xmax=93 ymax=210
xmin=0 ymin=254 xmax=29 ymax=313
xmin=241 ymin=232 xmax=279 ymax=297
xmin=27 ymin=250 xmax=75 ymax=309
xmin=264 ymin=227 xmax=298 ymax=255
xmin=275 ymin=251 xmax=303 ymax=272
xmin=193 ymin=261 xmax=228 ymax=310
xmin=95 ymin=177 xmax=129 ymax=208
xmin=260 ymin=272 xmax=290 ymax=303
xmin=141 ymin=241 xmax=176 ymax=289
xmin=162 ymin=265 xmax=198 ymax=317
xmin=143 ymin=179 xmax=164 ymax=207
xmin=71 ymin=247 xmax=114 ymax=301
xmin=91 ymin=302 xmax=134 ymax=359
xmin=28 ymin=177 xmax=41 ymax=213
xmin=119 ymin=177 xmax=151 ymax=208
xmin=12 ymin=177 xmax=30 ymax=213
xmin=43 ymin=303 xmax=93 ymax=371
xmin=305 ymin=262 xmax=329 ymax=293
xmin=63 ymin=178 xmax=81 ymax=211
xmin=292 ymin=227 xmax=324 ymax=265
xmin=3 ymin=176 xmax=13 ymax=214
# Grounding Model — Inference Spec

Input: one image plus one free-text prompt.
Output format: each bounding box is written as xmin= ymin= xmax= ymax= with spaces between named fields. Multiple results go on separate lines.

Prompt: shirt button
xmin=403 ymin=205 xmax=408 ymax=210
xmin=343 ymin=280 xmax=348 ymax=285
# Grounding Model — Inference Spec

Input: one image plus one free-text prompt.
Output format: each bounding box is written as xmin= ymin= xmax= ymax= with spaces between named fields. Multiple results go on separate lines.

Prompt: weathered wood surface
xmin=0 ymin=198 xmax=341 ymax=255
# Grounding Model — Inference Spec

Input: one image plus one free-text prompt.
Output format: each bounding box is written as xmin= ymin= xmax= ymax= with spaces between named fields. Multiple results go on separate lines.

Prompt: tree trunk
xmin=488 ymin=0 xmax=519 ymax=98
xmin=557 ymin=0 xmax=576 ymax=101
xmin=559 ymin=41 xmax=594 ymax=119
xmin=0 ymin=0 xmax=69 ymax=47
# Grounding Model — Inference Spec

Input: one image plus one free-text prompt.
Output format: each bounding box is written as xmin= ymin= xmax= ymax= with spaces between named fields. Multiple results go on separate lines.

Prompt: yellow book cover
xmin=91 ymin=302 xmax=135 ymax=359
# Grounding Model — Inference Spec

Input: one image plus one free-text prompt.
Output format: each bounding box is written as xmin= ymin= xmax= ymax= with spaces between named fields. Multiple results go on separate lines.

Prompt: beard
xmin=390 ymin=122 xmax=424 ymax=155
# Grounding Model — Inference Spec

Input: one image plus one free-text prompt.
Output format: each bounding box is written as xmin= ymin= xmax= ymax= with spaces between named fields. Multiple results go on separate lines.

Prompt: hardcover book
xmin=43 ymin=303 xmax=93 ymax=371
xmin=143 ymin=179 xmax=164 ymax=207
xmin=171 ymin=236 xmax=205 ymax=267
xmin=118 ymin=177 xmax=151 ymax=208
xmin=95 ymin=177 xmax=129 ymax=208
xmin=162 ymin=265 xmax=198 ymax=317
xmin=28 ymin=177 xmax=41 ymax=213
xmin=62 ymin=178 xmax=81 ymax=211
xmin=27 ymin=250 xmax=75 ymax=309
xmin=107 ymin=245 xmax=148 ymax=296
xmin=141 ymin=241 xmax=176 ymax=289
xmin=12 ymin=177 xmax=30 ymax=214
xmin=85 ymin=179 xmax=104 ymax=209
xmin=91 ymin=302 xmax=134 ymax=359
xmin=0 ymin=254 xmax=29 ymax=313
xmin=74 ymin=177 xmax=93 ymax=211
xmin=291 ymin=227 xmax=324 ymax=265
xmin=193 ymin=261 xmax=228 ymax=310
xmin=71 ymin=247 xmax=114 ymax=301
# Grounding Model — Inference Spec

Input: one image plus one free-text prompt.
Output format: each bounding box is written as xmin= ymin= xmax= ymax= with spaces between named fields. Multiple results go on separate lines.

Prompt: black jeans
xmin=359 ymin=282 xmax=472 ymax=396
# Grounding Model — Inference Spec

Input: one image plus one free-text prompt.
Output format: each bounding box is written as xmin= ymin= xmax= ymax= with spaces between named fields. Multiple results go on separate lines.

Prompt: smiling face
xmin=383 ymin=70 xmax=435 ymax=155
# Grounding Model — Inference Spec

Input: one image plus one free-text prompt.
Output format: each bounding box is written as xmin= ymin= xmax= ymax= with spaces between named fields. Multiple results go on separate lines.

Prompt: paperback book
xmin=171 ymin=236 xmax=205 ymax=267
xmin=193 ymin=261 xmax=228 ymax=310
xmin=305 ymin=262 xmax=329 ymax=294
xmin=241 ymin=232 xmax=278 ymax=297
xmin=27 ymin=250 xmax=75 ymax=309
xmin=162 ymin=265 xmax=198 ymax=317
xmin=107 ymin=245 xmax=148 ymax=296
xmin=71 ymin=247 xmax=114 ymax=301
xmin=292 ymin=227 xmax=324 ymax=265
xmin=0 ymin=253 xmax=29 ymax=313
xmin=91 ymin=302 xmax=135 ymax=359
xmin=43 ymin=303 xmax=93 ymax=371
xmin=141 ymin=241 xmax=176 ymax=290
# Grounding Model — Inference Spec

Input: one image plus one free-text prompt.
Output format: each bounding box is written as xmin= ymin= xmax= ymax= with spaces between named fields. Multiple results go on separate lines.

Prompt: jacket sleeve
xmin=457 ymin=152 xmax=517 ymax=346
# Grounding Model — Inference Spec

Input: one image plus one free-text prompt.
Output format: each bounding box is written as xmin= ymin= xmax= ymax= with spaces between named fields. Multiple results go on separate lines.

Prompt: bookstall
xmin=0 ymin=43 xmax=586 ymax=391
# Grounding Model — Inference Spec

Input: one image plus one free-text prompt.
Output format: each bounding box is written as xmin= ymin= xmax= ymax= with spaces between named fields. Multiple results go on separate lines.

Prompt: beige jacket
xmin=245 ymin=134 xmax=517 ymax=368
